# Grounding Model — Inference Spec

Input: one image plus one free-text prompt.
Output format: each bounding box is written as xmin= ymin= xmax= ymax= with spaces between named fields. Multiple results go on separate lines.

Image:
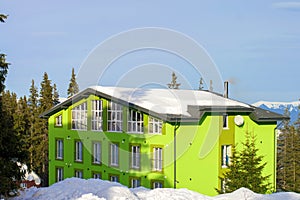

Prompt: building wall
xmin=48 ymin=94 xmax=277 ymax=196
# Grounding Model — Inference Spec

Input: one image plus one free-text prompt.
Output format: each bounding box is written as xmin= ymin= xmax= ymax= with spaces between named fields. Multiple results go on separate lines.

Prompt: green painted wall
xmin=48 ymin=94 xmax=277 ymax=196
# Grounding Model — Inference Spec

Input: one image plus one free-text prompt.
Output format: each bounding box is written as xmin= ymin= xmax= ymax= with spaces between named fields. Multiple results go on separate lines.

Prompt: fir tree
xmin=33 ymin=72 xmax=53 ymax=186
xmin=28 ymin=80 xmax=40 ymax=170
xmin=0 ymin=14 xmax=8 ymax=23
xmin=198 ymin=77 xmax=204 ymax=90
xmin=53 ymin=83 xmax=60 ymax=105
xmin=67 ymin=67 xmax=79 ymax=97
xmin=219 ymin=131 xmax=271 ymax=194
xmin=0 ymin=55 xmax=28 ymax=196
xmin=167 ymin=72 xmax=181 ymax=89
xmin=277 ymin=108 xmax=300 ymax=192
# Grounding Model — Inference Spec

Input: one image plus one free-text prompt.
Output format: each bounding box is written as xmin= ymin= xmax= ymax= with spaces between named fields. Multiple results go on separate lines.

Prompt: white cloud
xmin=273 ymin=2 xmax=300 ymax=11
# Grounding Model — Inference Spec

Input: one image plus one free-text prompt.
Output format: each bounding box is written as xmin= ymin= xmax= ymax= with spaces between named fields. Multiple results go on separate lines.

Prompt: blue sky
xmin=1 ymin=0 xmax=300 ymax=104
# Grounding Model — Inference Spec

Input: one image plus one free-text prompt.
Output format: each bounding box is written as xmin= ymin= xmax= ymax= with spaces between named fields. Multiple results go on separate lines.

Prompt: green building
xmin=41 ymin=86 xmax=285 ymax=196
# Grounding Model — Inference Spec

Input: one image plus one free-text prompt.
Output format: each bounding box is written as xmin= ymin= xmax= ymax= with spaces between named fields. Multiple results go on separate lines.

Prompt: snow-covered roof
xmin=41 ymin=86 xmax=286 ymax=122
xmin=89 ymin=86 xmax=250 ymax=116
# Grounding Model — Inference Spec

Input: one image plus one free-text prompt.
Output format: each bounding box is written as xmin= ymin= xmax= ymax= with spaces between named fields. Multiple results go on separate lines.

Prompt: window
xmin=223 ymin=114 xmax=228 ymax=129
xmin=131 ymin=178 xmax=141 ymax=188
xmin=72 ymin=102 xmax=87 ymax=130
xmin=131 ymin=145 xmax=140 ymax=169
xmin=55 ymin=114 xmax=62 ymax=127
xmin=221 ymin=145 xmax=231 ymax=167
xmin=92 ymin=100 xmax=103 ymax=131
xmin=110 ymin=143 xmax=119 ymax=167
xmin=75 ymin=141 xmax=83 ymax=162
xmin=128 ymin=109 xmax=143 ymax=133
xmin=153 ymin=147 xmax=163 ymax=172
xmin=110 ymin=175 xmax=119 ymax=182
xmin=149 ymin=117 xmax=162 ymax=134
xmin=93 ymin=173 xmax=101 ymax=179
xmin=152 ymin=181 xmax=163 ymax=189
xmin=56 ymin=139 xmax=63 ymax=160
xmin=75 ymin=170 xmax=83 ymax=178
xmin=107 ymin=101 xmax=123 ymax=132
xmin=93 ymin=142 xmax=101 ymax=164
xmin=56 ymin=167 xmax=63 ymax=182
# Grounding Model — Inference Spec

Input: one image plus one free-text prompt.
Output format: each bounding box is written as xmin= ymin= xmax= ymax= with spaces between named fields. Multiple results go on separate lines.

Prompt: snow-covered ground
xmin=13 ymin=178 xmax=300 ymax=200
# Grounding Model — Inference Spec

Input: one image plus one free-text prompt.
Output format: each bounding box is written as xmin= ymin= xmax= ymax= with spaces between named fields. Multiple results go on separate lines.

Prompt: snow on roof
xmin=89 ymin=86 xmax=250 ymax=117
xmin=14 ymin=178 xmax=300 ymax=200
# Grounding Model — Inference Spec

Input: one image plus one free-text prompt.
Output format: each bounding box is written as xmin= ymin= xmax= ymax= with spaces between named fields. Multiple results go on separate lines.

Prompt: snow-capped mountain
xmin=252 ymin=101 xmax=300 ymax=123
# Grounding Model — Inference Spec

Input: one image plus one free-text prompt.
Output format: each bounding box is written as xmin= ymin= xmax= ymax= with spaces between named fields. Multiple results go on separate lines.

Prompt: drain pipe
xmin=174 ymin=119 xmax=180 ymax=189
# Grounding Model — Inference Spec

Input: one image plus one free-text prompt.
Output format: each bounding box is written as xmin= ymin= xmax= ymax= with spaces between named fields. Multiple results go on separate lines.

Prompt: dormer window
xmin=71 ymin=102 xmax=87 ymax=130
xmin=107 ymin=101 xmax=123 ymax=132
xmin=128 ymin=109 xmax=143 ymax=133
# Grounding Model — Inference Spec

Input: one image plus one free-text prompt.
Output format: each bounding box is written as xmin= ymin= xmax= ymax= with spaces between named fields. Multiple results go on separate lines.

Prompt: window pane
xmin=93 ymin=142 xmax=101 ymax=164
xmin=110 ymin=143 xmax=119 ymax=166
xmin=128 ymin=109 xmax=143 ymax=133
xmin=153 ymin=147 xmax=162 ymax=171
xmin=56 ymin=139 xmax=63 ymax=159
xmin=108 ymin=102 xmax=123 ymax=132
xmin=71 ymin=102 xmax=87 ymax=130
xmin=92 ymin=100 xmax=103 ymax=131
xmin=149 ymin=117 xmax=162 ymax=134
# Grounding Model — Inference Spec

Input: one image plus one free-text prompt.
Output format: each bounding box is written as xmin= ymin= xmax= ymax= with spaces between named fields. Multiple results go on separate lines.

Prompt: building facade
xmin=41 ymin=86 xmax=284 ymax=196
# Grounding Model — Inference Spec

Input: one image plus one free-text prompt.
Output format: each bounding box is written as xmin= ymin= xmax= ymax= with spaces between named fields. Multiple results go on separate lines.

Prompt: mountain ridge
xmin=252 ymin=101 xmax=299 ymax=123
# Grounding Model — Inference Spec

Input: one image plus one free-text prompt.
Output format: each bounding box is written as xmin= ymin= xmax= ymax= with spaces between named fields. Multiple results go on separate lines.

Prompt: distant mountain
xmin=252 ymin=101 xmax=300 ymax=124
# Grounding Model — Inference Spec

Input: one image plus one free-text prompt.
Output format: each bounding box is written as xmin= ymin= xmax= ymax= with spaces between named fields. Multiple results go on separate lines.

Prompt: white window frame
xmin=131 ymin=145 xmax=140 ymax=169
xmin=131 ymin=178 xmax=141 ymax=188
xmin=93 ymin=173 xmax=101 ymax=179
xmin=71 ymin=102 xmax=87 ymax=130
xmin=153 ymin=147 xmax=163 ymax=172
xmin=110 ymin=175 xmax=119 ymax=182
xmin=75 ymin=170 xmax=83 ymax=178
xmin=56 ymin=139 xmax=63 ymax=159
xmin=55 ymin=114 xmax=62 ymax=127
xmin=149 ymin=116 xmax=162 ymax=134
xmin=75 ymin=141 xmax=83 ymax=162
xmin=221 ymin=145 xmax=231 ymax=168
xmin=56 ymin=167 xmax=63 ymax=182
xmin=128 ymin=109 xmax=143 ymax=133
xmin=110 ymin=143 xmax=119 ymax=167
xmin=91 ymin=100 xmax=103 ymax=131
xmin=223 ymin=114 xmax=228 ymax=129
xmin=93 ymin=142 xmax=101 ymax=164
xmin=153 ymin=181 xmax=163 ymax=189
xmin=107 ymin=101 xmax=123 ymax=132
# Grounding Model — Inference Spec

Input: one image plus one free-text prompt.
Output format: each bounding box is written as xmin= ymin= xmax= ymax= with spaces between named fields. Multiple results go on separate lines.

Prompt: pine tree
xmin=167 ymin=72 xmax=181 ymax=89
xmin=0 ymin=14 xmax=8 ymax=23
xmin=28 ymin=80 xmax=40 ymax=171
xmin=277 ymin=108 xmax=300 ymax=192
xmin=67 ymin=67 xmax=79 ymax=97
xmin=53 ymin=83 xmax=60 ymax=105
xmin=219 ymin=131 xmax=271 ymax=194
xmin=198 ymin=77 xmax=204 ymax=90
xmin=35 ymin=72 xmax=54 ymax=186
xmin=0 ymin=55 xmax=28 ymax=196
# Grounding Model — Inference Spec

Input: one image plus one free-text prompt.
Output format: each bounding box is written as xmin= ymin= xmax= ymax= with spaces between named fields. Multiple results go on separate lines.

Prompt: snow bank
xmin=14 ymin=178 xmax=300 ymax=200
